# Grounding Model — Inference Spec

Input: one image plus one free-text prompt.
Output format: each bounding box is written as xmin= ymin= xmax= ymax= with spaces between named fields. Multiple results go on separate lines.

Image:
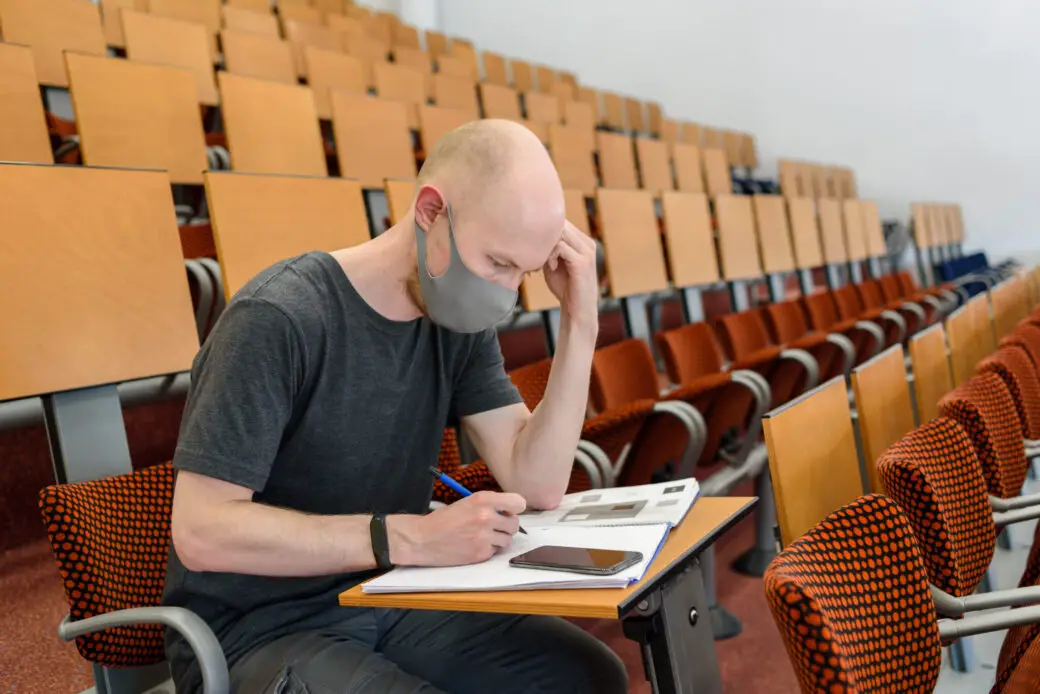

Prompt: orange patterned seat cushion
xmin=978 ymin=347 xmax=1040 ymax=440
xmin=764 ymin=494 xmax=942 ymax=693
xmin=939 ymin=373 xmax=1028 ymax=499
xmin=876 ymin=418 xmax=995 ymax=597
xmin=38 ymin=463 xmax=175 ymax=668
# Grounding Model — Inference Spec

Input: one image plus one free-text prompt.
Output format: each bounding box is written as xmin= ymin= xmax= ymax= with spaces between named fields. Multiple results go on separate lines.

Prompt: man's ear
xmin=413 ymin=185 xmax=446 ymax=232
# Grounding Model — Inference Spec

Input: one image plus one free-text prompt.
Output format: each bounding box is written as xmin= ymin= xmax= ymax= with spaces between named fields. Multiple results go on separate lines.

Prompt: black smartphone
xmin=509 ymin=545 xmax=643 ymax=576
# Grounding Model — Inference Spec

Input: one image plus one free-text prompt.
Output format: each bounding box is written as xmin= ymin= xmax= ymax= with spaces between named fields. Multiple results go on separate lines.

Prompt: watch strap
xmin=370 ymin=513 xmax=393 ymax=570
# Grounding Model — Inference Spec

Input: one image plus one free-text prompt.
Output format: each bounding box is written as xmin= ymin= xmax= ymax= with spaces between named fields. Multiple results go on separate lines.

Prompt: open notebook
xmin=362 ymin=523 xmax=671 ymax=593
xmin=517 ymin=478 xmax=700 ymax=530
xmin=362 ymin=479 xmax=700 ymax=594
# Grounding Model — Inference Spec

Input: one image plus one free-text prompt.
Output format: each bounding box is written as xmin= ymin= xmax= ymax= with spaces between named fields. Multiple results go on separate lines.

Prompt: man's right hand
xmin=387 ymin=491 xmax=527 ymax=566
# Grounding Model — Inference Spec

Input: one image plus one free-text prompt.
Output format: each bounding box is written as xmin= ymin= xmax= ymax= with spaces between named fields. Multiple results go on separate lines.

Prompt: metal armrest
xmin=899 ymin=301 xmax=927 ymax=327
xmin=825 ymin=333 xmax=856 ymax=376
xmin=921 ymin=294 xmax=947 ymax=317
xmin=575 ymin=440 xmax=611 ymax=488
xmin=198 ymin=258 xmax=227 ymax=325
xmin=721 ymin=370 xmax=771 ymax=468
xmin=990 ymin=492 xmax=1040 ymax=512
xmin=185 ymin=260 xmax=214 ymax=340
xmin=938 ymin=604 xmax=1040 ymax=641
xmin=879 ymin=309 xmax=907 ymax=343
xmin=205 ymin=145 xmax=230 ymax=170
xmin=932 ymin=584 xmax=1040 ymax=617
xmin=651 ymin=401 xmax=707 ymax=479
xmin=853 ymin=320 xmax=886 ymax=356
xmin=993 ymin=505 xmax=1040 ymax=526
xmin=59 ymin=607 xmax=229 ymax=694
xmin=778 ymin=348 xmax=820 ymax=392
xmin=954 ymin=273 xmax=996 ymax=289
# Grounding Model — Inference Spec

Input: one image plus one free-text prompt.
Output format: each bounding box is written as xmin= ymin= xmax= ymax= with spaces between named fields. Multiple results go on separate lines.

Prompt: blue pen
xmin=429 ymin=467 xmax=527 ymax=534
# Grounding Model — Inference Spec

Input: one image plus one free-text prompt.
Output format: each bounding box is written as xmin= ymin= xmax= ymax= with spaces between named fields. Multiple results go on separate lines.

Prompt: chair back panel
xmin=654 ymin=323 xmax=726 ymax=385
xmin=908 ymin=324 xmax=953 ymax=424
xmin=817 ymin=198 xmax=848 ymax=264
xmin=762 ymin=377 xmax=864 ymax=547
xmin=876 ymin=418 xmax=995 ymax=596
xmin=659 ymin=192 xmax=719 ymax=288
xmin=716 ymin=310 xmax=772 ymax=360
xmin=762 ymin=301 xmax=810 ymax=344
xmin=939 ymin=373 xmax=1027 ymax=499
xmin=590 ymin=338 xmax=661 ymax=412
xmin=850 ymin=345 xmax=915 ymax=492
xmin=595 ymin=189 xmax=669 ymax=298
xmin=752 ymin=195 xmax=796 ymax=273
xmin=0 ymin=43 xmax=55 ymax=164
xmin=715 ymin=194 xmax=763 ymax=280
xmin=671 ymin=143 xmax=704 ymax=194
xmin=978 ymin=346 xmax=1040 ymax=440
xmin=764 ymin=495 xmax=941 ymax=694
xmin=0 ymin=164 xmax=198 ymax=401
xmin=785 ymin=197 xmax=823 ymax=269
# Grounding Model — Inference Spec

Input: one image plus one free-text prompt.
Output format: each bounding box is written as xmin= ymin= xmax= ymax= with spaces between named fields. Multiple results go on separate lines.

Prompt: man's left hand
xmin=543 ymin=221 xmax=599 ymax=337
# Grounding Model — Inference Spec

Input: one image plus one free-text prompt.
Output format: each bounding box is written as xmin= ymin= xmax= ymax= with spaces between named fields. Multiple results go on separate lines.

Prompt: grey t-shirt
xmin=163 ymin=251 xmax=522 ymax=693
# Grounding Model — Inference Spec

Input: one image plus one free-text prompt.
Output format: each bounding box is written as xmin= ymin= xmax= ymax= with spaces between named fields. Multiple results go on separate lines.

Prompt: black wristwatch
xmin=370 ymin=514 xmax=393 ymax=570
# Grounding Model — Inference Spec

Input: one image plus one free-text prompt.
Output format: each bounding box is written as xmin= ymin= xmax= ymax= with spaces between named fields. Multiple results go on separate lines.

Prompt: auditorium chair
xmin=879 ymin=271 xmax=948 ymax=321
xmin=978 ymin=347 xmax=1040 ymax=453
xmin=1001 ymin=323 xmax=1040 ymax=375
xmin=877 ymin=416 xmax=1040 ymax=671
xmin=830 ymin=283 xmax=908 ymax=346
xmin=855 ymin=277 xmax=928 ymax=335
xmin=800 ymin=291 xmax=885 ymax=366
xmin=764 ymin=494 xmax=1040 ymax=693
xmin=713 ymin=309 xmax=821 ymax=408
xmin=760 ymin=299 xmax=855 ymax=380
xmin=39 ymin=465 xmax=229 ymax=694
xmin=939 ymin=373 xmax=1031 ymax=505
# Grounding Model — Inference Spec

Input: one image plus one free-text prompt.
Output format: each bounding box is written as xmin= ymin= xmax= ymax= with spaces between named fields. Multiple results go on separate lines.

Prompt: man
xmin=163 ymin=120 xmax=627 ymax=693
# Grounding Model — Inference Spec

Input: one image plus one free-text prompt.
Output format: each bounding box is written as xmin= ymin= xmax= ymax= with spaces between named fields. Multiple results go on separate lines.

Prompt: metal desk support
xmin=798 ymin=268 xmax=814 ymax=295
xmin=729 ymin=280 xmax=750 ymax=312
xmin=849 ymin=262 xmax=863 ymax=284
xmin=826 ymin=263 xmax=844 ymax=289
xmin=766 ymin=273 xmax=786 ymax=303
xmin=623 ymin=295 xmax=652 ymax=343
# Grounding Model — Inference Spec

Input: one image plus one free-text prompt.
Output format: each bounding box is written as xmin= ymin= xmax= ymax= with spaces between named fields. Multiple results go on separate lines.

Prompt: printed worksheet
xmin=518 ymin=478 xmax=700 ymax=529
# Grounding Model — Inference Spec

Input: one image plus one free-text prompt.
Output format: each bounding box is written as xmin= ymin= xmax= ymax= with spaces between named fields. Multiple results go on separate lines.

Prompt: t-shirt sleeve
xmin=173 ymin=297 xmax=303 ymax=492
xmin=451 ymin=328 xmax=524 ymax=419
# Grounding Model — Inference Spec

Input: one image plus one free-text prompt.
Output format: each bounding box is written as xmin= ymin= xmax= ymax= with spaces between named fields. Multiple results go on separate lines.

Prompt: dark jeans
xmin=229 ymin=608 xmax=629 ymax=694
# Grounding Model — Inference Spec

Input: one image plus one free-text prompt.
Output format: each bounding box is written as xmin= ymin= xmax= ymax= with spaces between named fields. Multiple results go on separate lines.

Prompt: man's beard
xmin=405 ymin=264 xmax=429 ymax=318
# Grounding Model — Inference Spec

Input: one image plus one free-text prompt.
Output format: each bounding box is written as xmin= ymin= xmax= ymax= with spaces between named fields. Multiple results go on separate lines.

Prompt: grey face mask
xmin=414 ymin=204 xmax=517 ymax=333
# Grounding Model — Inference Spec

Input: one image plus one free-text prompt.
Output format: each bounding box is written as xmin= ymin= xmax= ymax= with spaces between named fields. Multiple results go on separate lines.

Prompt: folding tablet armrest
xmin=651 ymin=401 xmax=707 ymax=479
xmin=932 ymin=583 xmax=1040 ymax=617
xmin=897 ymin=301 xmax=927 ymax=328
xmin=878 ymin=310 xmax=908 ymax=343
xmin=575 ymin=440 xmax=611 ymax=488
xmin=825 ymin=333 xmax=856 ymax=376
xmin=990 ymin=492 xmax=1040 ymax=512
xmin=777 ymin=348 xmax=821 ymax=392
xmin=853 ymin=320 xmax=886 ymax=357
xmin=716 ymin=370 xmax=771 ymax=469
xmin=59 ymin=607 xmax=229 ymax=694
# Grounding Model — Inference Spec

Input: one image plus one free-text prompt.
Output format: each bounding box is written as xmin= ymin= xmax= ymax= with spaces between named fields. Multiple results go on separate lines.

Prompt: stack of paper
xmin=362 ymin=523 xmax=670 ymax=594
xmin=518 ymin=478 xmax=700 ymax=530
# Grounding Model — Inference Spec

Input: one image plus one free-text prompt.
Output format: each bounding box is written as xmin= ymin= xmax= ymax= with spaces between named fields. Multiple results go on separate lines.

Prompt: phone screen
xmin=509 ymin=545 xmax=642 ymax=574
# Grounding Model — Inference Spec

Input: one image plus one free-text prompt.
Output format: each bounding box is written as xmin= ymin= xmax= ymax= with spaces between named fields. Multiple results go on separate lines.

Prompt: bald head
xmin=410 ymin=119 xmax=566 ymax=294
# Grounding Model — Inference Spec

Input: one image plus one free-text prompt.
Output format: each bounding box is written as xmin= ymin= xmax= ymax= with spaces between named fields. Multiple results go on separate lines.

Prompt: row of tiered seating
xmin=760 ymin=270 xmax=1040 ymax=688
xmin=0 ymin=0 xmax=1001 ymax=691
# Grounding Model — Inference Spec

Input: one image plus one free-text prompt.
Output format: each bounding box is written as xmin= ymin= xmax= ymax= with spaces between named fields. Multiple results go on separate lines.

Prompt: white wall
xmin=438 ymin=0 xmax=1040 ymax=261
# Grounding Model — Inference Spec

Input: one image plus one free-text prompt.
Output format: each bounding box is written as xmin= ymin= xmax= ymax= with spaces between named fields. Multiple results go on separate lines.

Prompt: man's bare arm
xmin=171 ymin=471 xmax=526 ymax=575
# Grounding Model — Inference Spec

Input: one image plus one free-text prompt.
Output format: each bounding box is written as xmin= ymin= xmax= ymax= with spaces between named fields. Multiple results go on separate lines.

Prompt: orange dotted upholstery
xmin=509 ymin=358 xmax=552 ymax=411
xmin=1018 ymin=522 xmax=1040 ymax=591
xmin=38 ymin=463 xmax=175 ymax=668
xmin=655 ymin=322 xmax=727 ymax=385
xmin=589 ymin=338 xmax=660 ymax=413
xmin=1001 ymin=324 xmax=1040 ymax=374
xmin=763 ymin=494 xmax=942 ymax=693
xmin=431 ymin=428 xmax=504 ymax=502
xmin=996 ymin=621 xmax=1040 ymax=693
xmin=939 ymin=373 xmax=1028 ymax=499
xmin=978 ymin=346 xmax=1040 ymax=440
xmin=875 ymin=418 xmax=995 ymax=596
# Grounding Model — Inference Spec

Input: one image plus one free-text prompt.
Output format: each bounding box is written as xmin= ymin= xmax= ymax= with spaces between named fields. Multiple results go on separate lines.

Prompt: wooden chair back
xmin=786 ymin=197 xmax=824 ymax=269
xmin=850 ymin=345 xmax=915 ymax=492
xmin=0 ymin=42 xmax=52 ymax=163
xmin=206 ymin=171 xmax=369 ymax=298
xmin=715 ymin=194 xmax=763 ymax=280
xmin=66 ymin=52 xmax=207 ymax=184
xmin=330 ymin=92 xmax=415 ymax=189
xmin=817 ymin=198 xmax=848 ymax=264
xmin=661 ymin=192 xmax=720 ymax=287
xmin=550 ymin=124 xmax=597 ymax=197
xmin=908 ymin=323 xmax=953 ymax=422
xmin=0 ymin=0 xmax=106 ymax=86
xmin=763 ymin=377 xmax=864 ymax=547
xmin=218 ymin=71 xmax=326 ymax=176
xmin=635 ymin=138 xmax=674 ymax=194
xmin=221 ymin=30 xmax=296 ymax=84
xmin=0 ymin=164 xmax=198 ymax=400
xmin=595 ymin=189 xmax=669 ymax=298
xmin=753 ymin=195 xmax=796 ymax=273
xmin=121 ymin=10 xmax=217 ymax=105
xmin=596 ymin=131 xmax=638 ymax=190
